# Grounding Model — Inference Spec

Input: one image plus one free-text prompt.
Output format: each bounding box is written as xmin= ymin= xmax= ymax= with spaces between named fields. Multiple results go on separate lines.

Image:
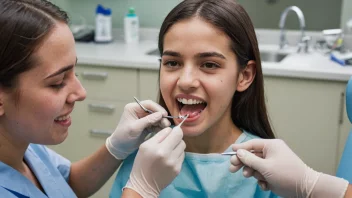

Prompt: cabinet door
xmin=48 ymin=98 xmax=127 ymax=198
xmin=337 ymin=90 xmax=352 ymax=165
xmin=50 ymin=99 xmax=127 ymax=160
xmin=75 ymin=65 xmax=138 ymax=101
xmin=264 ymin=77 xmax=344 ymax=175
xmin=139 ymin=69 xmax=160 ymax=101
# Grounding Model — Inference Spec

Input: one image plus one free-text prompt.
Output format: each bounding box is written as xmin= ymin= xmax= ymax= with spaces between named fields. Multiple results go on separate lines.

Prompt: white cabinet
xmin=49 ymin=65 xmax=139 ymax=198
xmin=51 ymin=99 xmax=127 ymax=161
xmin=264 ymin=76 xmax=347 ymax=175
xmin=49 ymin=99 xmax=121 ymax=198
xmin=337 ymin=89 xmax=352 ymax=166
xmin=139 ymin=69 xmax=160 ymax=100
xmin=76 ymin=65 xmax=138 ymax=101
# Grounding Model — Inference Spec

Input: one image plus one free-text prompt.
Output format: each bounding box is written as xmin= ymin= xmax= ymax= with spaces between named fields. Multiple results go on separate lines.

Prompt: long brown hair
xmin=157 ymin=0 xmax=275 ymax=139
xmin=0 ymin=0 xmax=69 ymax=89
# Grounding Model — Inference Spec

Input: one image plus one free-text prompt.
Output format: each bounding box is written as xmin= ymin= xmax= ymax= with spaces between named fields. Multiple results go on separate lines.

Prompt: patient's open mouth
xmin=176 ymin=97 xmax=207 ymax=119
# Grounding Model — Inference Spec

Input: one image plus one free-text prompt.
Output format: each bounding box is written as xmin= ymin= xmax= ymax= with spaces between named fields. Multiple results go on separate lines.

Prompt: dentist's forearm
xmin=122 ymin=188 xmax=143 ymax=198
xmin=309 ymin=173 xmax=349 ymax=198
xmin=69 ymin=145 xmax=122 ymax=197
xmin=344 ymin=184 xmax=352 ymax=198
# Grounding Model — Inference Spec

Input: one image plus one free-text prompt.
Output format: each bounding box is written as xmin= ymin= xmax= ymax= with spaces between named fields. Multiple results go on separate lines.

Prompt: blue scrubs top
xmin=110 ymin=130 xmax=280 ymax=198
xmin=0 ymin=144 xmax=77 ymax=198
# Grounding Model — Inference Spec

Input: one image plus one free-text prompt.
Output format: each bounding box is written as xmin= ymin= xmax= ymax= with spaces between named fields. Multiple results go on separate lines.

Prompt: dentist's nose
xmin=67 ymin=76 xmax=87 ymax=104
xmin=177 ymin=66 xmax=200 ymax=91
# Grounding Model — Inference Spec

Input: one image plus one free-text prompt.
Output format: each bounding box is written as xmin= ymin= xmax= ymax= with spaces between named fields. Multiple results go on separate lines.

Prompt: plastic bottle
xmin=346 ymin=18 xmax=352 ymax=34
xmin=95 ymin=4 xmax=112 ymax=43
xmin=124 ymin=7 xmax=139 ymax=44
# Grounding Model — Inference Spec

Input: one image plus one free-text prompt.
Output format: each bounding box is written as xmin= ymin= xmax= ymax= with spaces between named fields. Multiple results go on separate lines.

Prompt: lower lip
xmin=54 ymin=117 xmax=72 ymax=127
xmin=178 ymin=111 xmax=203 ymax=123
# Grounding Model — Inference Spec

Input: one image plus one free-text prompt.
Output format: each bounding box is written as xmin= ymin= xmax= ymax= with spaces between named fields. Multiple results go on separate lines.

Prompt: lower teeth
xmin=180 ymin=110 xmax=202 ymax=117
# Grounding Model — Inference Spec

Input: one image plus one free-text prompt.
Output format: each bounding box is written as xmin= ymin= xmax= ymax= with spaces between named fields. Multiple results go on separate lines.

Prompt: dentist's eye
xmin=51 ymin=82 xmax=66 ymax=89
xmin=163 ymin=60 xmax=179 ymax=67
xmin=202 ymin=62 xmax=220 ymax=69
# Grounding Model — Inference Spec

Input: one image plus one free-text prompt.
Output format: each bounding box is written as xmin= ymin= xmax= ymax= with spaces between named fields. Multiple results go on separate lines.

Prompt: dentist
xmin=230 ymin=139 xmax=352 ymax=198
xmin=0 ymin=0 xmax=184 ymax=198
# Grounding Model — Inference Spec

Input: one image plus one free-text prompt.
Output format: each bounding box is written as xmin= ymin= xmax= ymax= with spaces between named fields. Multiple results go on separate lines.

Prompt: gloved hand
xmin=124 ymin=125 xmax=186 ymax=198
xmin=106 ymin=100 xmax=170 ymax=160
xmin=229 ymin=139 xmax=349 ymax=198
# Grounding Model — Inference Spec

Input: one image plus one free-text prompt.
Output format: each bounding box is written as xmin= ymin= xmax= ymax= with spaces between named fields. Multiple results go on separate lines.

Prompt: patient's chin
xmin=182 ymin=128 xmax=205 ymax=137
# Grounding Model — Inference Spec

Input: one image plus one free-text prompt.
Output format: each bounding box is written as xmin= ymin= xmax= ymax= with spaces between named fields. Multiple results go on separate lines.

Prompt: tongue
xmin=180 ymin=104 xmax=206 ymax=118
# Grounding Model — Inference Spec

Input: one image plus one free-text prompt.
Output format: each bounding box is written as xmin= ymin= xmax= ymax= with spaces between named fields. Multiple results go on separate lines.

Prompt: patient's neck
xmin=184 ymin=114 xmax=242 ymax=154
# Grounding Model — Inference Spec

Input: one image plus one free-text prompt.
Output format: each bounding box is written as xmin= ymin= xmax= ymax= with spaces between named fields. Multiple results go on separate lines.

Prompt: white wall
xmin=50 ymin=0 xmax=69 ymax=12
xmin=341 ymin=0 xmax=352 ymax=32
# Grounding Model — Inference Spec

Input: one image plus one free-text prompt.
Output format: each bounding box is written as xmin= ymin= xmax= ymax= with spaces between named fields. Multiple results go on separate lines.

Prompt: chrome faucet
xmin=279 ymin=6 xmax=309 ymax=52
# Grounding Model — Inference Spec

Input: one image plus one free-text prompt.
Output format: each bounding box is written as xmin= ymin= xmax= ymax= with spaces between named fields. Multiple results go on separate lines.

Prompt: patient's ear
xmin=236 ymin=60 xmax=256 ymax=92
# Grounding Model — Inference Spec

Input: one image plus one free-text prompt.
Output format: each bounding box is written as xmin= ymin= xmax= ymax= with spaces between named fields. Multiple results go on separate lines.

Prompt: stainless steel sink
xmin=146 ymin=49 xmax=160 ymax=56
xmin=146 ymin=49 xmax=288 ymax=63
xmin=260 ymin=51 xmax=288 ymax=62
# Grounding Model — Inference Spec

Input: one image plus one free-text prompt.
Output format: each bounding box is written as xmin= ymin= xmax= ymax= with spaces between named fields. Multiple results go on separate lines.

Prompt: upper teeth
xmin=55 ymin=114 xmax=70 ymax=121
xmin=177 ymin=98 xmax=205 ymax=105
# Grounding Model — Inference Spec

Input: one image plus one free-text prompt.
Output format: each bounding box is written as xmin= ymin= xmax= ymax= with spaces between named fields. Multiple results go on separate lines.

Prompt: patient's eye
xmin=201 ymin=62 xmax=220 ymax=69
xmin=163 ymin=60 xmax=180 ymax=68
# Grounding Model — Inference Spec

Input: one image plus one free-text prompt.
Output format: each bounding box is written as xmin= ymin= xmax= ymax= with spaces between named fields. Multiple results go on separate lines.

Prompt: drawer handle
xmin=82 ymin=71 xmax=108 ymax=80
xmin=90 ymin=129 xmax=113 ymax=136
xmin=88 ymin=103 xmax=115 ymax=113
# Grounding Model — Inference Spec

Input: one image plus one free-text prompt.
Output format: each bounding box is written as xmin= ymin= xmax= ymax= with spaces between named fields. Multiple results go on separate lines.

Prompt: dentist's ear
xmin=0 ymin=88 xmax=5 ymax=116
xmin=236 ymin=60 xmax=256 ymax=92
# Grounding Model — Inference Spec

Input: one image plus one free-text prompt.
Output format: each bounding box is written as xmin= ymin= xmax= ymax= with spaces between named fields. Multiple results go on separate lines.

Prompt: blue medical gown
xmin=0 ymin=144 xmax=77 ymax=198
xmin=110 ymin=131 xmax=280 ymax=198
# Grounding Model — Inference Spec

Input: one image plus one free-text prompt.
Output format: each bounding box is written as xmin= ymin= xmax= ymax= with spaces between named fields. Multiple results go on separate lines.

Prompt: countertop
xmin=75 ymin=34 xmax=352 ymax=82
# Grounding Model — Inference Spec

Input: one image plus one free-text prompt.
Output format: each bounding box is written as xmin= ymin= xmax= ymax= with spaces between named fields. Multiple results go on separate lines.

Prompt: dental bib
xmin=110 ymin=130 xmax=280 ymax=198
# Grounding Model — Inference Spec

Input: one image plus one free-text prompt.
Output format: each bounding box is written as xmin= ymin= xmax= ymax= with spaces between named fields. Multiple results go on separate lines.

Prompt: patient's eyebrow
xmin=196 ymin=52 xmax=226 ymax=59
xmin=162 ymin=50 xmax=182 ymax=57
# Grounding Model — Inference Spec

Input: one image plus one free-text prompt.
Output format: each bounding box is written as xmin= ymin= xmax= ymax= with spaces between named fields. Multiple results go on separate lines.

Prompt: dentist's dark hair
xmin=0 ymin=0 xmax=69 ymax=89
xmin=157 ymin=0 xmax=275 ymax=139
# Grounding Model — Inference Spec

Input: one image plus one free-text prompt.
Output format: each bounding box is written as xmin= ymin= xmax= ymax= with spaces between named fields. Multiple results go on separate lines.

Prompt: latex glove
xmin=229 ymin=139 xmax=349 ymax=198
xmin=124 ymin=125 xmax=186 ymax=198
xmin=106 ymin=100 xmax=170 ymax=160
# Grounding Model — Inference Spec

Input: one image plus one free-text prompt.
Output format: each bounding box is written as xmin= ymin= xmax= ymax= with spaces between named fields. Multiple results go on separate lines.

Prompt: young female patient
xmin=110 ymin=0 xmax=278 ymax=197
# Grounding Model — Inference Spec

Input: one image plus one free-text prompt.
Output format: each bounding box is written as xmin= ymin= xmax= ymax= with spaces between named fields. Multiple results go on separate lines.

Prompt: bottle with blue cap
xmin=95 ymin=4 xmax=112 ymax=43
xmin=124 ymin=7 xmax=139 ymax=44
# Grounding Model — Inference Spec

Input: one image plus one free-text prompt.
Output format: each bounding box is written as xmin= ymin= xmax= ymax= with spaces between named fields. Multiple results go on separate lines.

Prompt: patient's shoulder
xmin=238 ymin=130 xmax=262 ymax=143
xmin=109 ymin=151 xmax=138 ymax=197
xmin=115 ymin=150 xmax=137 ymax=178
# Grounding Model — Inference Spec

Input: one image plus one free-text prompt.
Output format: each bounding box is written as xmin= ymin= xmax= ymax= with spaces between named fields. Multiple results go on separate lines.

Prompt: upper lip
xmin=175 ymin=94 xmax=206 ymax=102
xmin=57 ymin=109 xmax=73 ymax=117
